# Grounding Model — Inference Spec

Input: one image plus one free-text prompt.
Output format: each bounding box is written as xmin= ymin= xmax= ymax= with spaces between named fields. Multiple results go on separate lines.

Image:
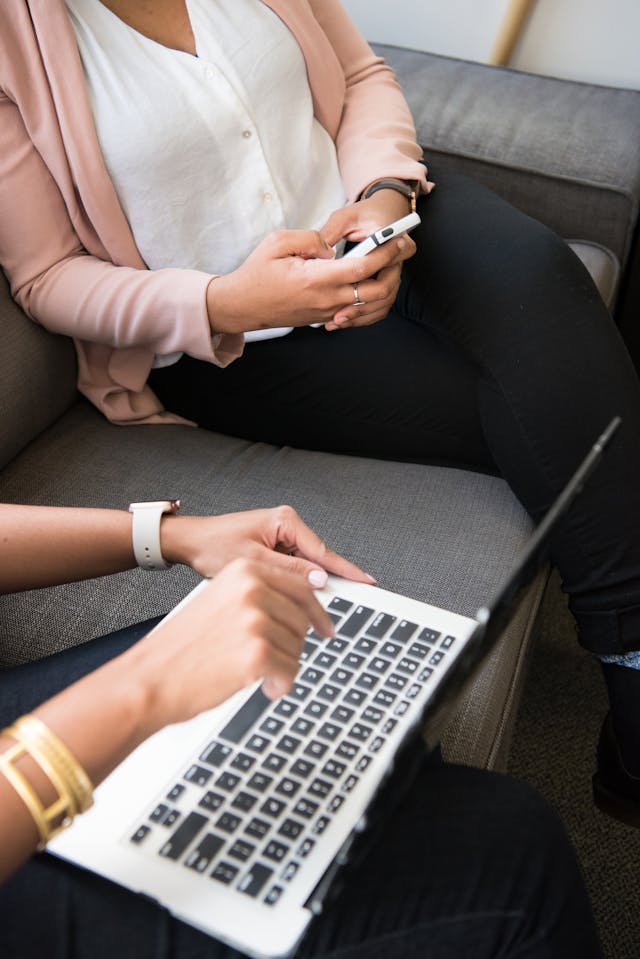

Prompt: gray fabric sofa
xmin=2 ymin=48 xmax=639 ymax=773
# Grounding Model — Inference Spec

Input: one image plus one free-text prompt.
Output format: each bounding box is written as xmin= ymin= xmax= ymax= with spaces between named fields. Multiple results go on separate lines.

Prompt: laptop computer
xmin=49 ymin=417 xmax=620 ymax=959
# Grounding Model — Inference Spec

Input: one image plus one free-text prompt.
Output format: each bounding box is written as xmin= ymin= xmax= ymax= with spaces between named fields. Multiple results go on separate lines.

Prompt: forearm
xmin=0 ymin=649 xmax=152 ymax=882
xmin=0 ymin=505 xmax=137 ymax=592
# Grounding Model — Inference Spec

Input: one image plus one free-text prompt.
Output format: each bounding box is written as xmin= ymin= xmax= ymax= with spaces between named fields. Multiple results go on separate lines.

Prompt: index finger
xmin=273 ymin=511 xmax=376 ymax=585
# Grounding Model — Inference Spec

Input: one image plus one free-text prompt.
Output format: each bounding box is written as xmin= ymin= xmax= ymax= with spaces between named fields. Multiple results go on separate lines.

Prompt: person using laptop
xmin=1 ymin=0 xmax=639 ymax=825
xmin=0 ymin=502 xmax=602 ymax=958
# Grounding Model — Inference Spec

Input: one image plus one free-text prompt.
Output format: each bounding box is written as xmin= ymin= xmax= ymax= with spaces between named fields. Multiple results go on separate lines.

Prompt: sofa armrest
xmin=376 ymin=45 xmax=640 ymax=272
xmin=0 ymin=271 xmax=77 ymax=470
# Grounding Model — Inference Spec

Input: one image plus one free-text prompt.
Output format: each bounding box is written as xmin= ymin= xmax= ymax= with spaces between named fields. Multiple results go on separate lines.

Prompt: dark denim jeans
xmin=151 ymin=173 xmax=640 ymax=656
xmin=0 ymin=624 xmax=602 ymax=958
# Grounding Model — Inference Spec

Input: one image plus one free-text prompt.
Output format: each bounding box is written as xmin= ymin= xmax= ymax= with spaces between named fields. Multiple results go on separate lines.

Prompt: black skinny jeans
xmin=151 ymin=173 xmax=640 ymax=656
xmin=0 ymin=625 xmax=602 ymax=959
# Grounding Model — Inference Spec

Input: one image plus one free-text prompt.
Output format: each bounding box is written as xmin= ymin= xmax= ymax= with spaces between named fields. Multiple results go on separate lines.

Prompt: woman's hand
xmin=206 ymin=226 xmax=411 ymax=335
xmin=318 ymin=191 xmax=417 ymax=332
xmin=161 ymin=505 xmax=375 ymax=587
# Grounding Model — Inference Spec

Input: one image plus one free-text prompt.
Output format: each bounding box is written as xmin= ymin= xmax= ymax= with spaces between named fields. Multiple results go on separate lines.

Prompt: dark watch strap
xmin=363 ymin=178 xmax=417 ymax=212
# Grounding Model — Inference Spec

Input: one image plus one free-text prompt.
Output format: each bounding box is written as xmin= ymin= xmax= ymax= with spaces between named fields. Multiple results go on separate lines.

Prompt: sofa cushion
xmin=0 ymin=273 xmax=77 ymax=470
xmin=567 ymin=240 xmax=620 ymax=309
xmin=0 ymin=400 xmax=542 ymax=769
xmin=378 ymin=45 xmax=640 ymax=272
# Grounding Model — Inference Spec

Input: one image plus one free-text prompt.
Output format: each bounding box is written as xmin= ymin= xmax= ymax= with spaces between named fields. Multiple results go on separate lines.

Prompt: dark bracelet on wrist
xmin=362 ymin=178 xmax=417 ymax=213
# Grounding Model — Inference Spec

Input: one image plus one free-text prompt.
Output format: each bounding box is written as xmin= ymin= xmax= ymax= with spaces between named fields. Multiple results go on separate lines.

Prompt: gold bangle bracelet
xmin=0 ymin=741 xmax=72 ymax=849
xmin=10 ymin=716 xmax=94 ymax=814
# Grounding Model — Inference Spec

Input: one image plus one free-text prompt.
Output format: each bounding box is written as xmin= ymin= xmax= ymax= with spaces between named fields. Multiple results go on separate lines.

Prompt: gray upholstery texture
xmin=0 ymin=400 xmax=541 ymax=769
xmin=379 ymin=45 xmax=640 ymax=270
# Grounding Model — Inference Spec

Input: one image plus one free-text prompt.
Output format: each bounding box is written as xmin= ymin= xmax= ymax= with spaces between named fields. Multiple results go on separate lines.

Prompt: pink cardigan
xmin=0 ymin=0 xmax=428 ymax=425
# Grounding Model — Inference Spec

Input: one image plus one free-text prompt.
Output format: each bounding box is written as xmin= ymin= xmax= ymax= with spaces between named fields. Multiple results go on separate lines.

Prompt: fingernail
xmin=308 ymin=569 xmax=328 ymax=588
xmin=365 ymin=573 xmax=377 ymax=584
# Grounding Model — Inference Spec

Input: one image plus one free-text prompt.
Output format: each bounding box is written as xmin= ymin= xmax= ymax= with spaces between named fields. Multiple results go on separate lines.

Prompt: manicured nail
xmin=308 ymin=569 xmax=328 ymax=588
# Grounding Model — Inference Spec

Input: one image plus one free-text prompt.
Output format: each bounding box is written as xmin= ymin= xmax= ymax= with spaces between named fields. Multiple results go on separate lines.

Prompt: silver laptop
xmin=49 ymin=419 xmax=619 ymax=959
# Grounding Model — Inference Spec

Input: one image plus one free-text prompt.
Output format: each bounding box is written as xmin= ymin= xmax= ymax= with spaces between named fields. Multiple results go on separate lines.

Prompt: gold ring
xmin=353 ymin=283 xmax=366 ymax=307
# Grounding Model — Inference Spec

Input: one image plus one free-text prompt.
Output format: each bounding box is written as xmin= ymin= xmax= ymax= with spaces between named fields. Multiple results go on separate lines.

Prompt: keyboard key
xmin=199 ymin=790 xmax=225 ymax=812
xmin=362 ymin=706 xmax=384 ymax=725
xmin=329 ymin=596 xmax=352 ymax=614
xmin=246 ymin=734 xmax=270 ymax=754
xmin=349 ymin=723 xmax=372 ymax=742
xmin=344 ymin=688 xmax=367 ymax=707
xmin=390 ymin=620 xmax=418 ymax=643
xmin=318 ymin=683 xmax=341 ymax=702
xmin=278 ymin=818 xmax=305 ymax=840
xmin=290 ymin=758 xmax=316 ymax=778
xmin=130 ymin=825 xmax=151 ymax=844
xmin=336 ymin=740 xmax=359 ymax=760
xmin=406 ymin=683 xmax=422 ymax=699
xmin=309 ymin=777 xmax=333 ymax=799
xmin=355 ymin=754 xmax=372 ymax=773
xmin=291 ymin=717 xmax=315 ymax=737
xmin=159 ymin=812 xmax=207 ymax=860
xmin=200 ymin=742 xmax=232 ymax=767
xmin=245 ymin=817 xmax=271 ymax=840
xmin=277 ymin=734 xmax=302 ymax=755
xmin=260 ymin=717 xmax=285 ymax=736
xmin=150 ymin=803 xmax=169 ymax=823
xmin=231 ymin=752 xmax=256 ymax=773
xmin=381 ymin=718 xmax=398 ymax=735
xmin=263 ymin=840 xmax=289 ymax=863
xmin=318 ymin=722 xmax=341 ymax=741
xmin=441 ymin=635 xmax=456 ymax=649
xmin=407 ymin=641 xmax=430 ymax=660
xmin=366 ymin=612 xmax=396 ymax=639
xmin=380 ymin=642 xmax=402 ymax=659
xmin=385 ymin=672 xmax=408 ymax=691
xmin=331 ymin=704 xmax=355 ymax=724
xmin=301 ymin=639 xmax=319 ymax=662
xmin=338 ymin=605 xmax=375 ymax=638
xmin=330 ymin=667 xmax=354 ymax=686
xmin=232 ymin=791 xmax=258 ymax=813
xmin=218 ymin=687 xmax=271 ymax=744
xmin=418 ymin=627 xmax=440 ymax=645
xmin=304 ymin=700 xmax=329 ymax=719
xmin=276 ymin=777 xmax=301 ymax=798
xmin=247 ymin=772 xmax=273 ymax=793
xmin=289 ymin=683 xmax=313 ymax=703
xmin=326 ymin=637 xmax=349 ymax=654
xmin=429 ymin=651 xmax=446 ymax=666
xmin=166 ymin=784 xmax=186 ymax=802
xmin=185 ymin=833 xmax=225 ymax=873
xmin=328 ymin=795 xmax=345 ymax=814
xmin=260 ymin=797 xmax=287 ymax=819
xmin=312 ymin=815 xmax=330 ymax=835
xmin=274 ymin=699 xmax=298 ymax=719
xmin=262 ymin=753 xmax=287 ymax=773
xmin=298 ymin=837 xmax=316 ymax=858
xmin=315 ymin=652 xmax=338 ymax=670
xmin=281 ymin=860 xmax=300 ymax=882
xmin=264 ymin=885 xmax=284 ymax=906
xmin=343 ymin=652 xmax=365 ymax=671
xmin=163 ymin=809 xmax=180 ymax=828
xmin=216 ymin=771 xmax=241 ymax=792
xmin=322 ymin=759 xmax=347 ymax=779
xmin=397 ymin=657 xmax=419 ymax=676
xmin=418 ymin=667 xmax=434 ymax=682
xmin=228 ymin=839 xmax=256 ymax=862
xmin=304 ymin=739 xmax=329 ymax=759
xmin=373 ymin=689 xmax=396 ymax=708
xmin=354 ymin=672 xmax=379 ymax=692
xmin=369 ymin=657 xmax=391 ymax=675
xmin=301 ymin=667 xmax=326 ymax=686
xmin=292 ymin=797 xmax=319 ymax=819
xmin=184 ymin=765 xmax=212 ymax=787
xmin=216 ymin=812 xmax=242 ymax=834
xmin=342 ymin=774 xmax=359 ymax=793
xmin=393 ymin=700 xmax=411 ymax=716
xmin=211 ymin=861 xmax=239 ymax=885
xmin=354 ymin=636 xmax=376 ymax=655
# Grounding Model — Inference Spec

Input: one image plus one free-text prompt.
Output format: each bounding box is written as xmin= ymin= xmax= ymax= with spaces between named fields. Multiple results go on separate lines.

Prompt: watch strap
xmin=363 ymin=178 xmax=417 ymax=213
xmin=128 ymin=500 xmax=180 ymax=571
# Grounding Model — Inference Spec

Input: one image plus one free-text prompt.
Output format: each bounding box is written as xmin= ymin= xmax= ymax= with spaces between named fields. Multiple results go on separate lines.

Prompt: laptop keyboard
xmin=128 ymin=595 xmax=458 ymax=907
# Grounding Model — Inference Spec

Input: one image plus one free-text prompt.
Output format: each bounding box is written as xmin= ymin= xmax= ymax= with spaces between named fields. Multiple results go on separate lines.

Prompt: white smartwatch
xmin=128 ymin=500 xmax=181 ymax=571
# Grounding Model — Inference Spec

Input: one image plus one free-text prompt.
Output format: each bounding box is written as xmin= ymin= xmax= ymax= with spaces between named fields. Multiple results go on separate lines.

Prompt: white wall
xmin=341 ymin=0 xmax=640 ymax=91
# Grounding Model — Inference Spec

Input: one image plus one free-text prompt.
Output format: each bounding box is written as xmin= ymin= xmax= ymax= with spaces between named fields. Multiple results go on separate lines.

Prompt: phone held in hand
xmin=342 ymin=212 xmax=421 ymax=259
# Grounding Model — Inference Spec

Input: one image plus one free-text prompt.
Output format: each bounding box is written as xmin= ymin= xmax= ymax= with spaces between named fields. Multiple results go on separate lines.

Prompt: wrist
xmin=206 ymin=274 xmax=244 ymax=335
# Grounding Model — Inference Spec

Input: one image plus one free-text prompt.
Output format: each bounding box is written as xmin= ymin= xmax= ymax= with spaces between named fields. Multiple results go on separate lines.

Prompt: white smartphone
xmin=341 ymin=211 xmax=421 ymax=258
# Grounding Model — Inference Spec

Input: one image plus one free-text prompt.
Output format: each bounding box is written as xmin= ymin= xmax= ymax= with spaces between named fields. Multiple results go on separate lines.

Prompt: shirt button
xmin=205 ymin=67 xmax=215 ymax=79
xmin=242 ymin=129 xmax=252 ymax=139
xmin=263 ymin=192 xmax=273 ymax=202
